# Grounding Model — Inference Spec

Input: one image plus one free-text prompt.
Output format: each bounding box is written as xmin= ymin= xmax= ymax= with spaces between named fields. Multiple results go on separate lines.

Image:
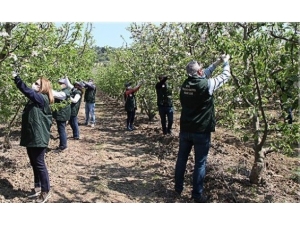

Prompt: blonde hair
xmin=38 ymin=77 xmax=54 ymax=104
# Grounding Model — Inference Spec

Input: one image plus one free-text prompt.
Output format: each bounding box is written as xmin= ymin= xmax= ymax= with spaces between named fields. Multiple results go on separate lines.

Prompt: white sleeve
xmin=65 ymin=77 xmax=74 ymax=89
xmin=207 ymin=63 xmax=231 ymax=95
xmin=70 ymin=94 xmax=81 ymax=103
xmin=52 ymin=90 xmax=67 ymax=100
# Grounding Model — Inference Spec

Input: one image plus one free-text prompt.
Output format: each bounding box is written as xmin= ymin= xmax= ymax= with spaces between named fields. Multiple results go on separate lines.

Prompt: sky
xmin=90 ymin=22 xmax=132 ymax=48
xmin=56 ymin=22 xmax=134 ymax=48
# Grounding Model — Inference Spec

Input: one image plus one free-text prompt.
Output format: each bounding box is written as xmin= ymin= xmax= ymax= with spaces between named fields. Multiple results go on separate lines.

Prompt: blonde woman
xmin=12 ymin=72 xmax=54 ymax=203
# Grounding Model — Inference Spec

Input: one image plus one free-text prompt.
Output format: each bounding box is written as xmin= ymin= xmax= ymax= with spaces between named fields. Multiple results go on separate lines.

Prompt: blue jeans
xmin=56 ymin=120 xmax=67 ymax=148
xmin=175 ymin=131 xmax=211 ymax=199
xmin=69 ymin=115 xmax=79 ymax=138
xmin=85 ymin=103 xmax=95 ymax=125
xmin=27 ymin=147 xmax=50 ymax=192
xmin=158 ymin=106 xmax=173 ymax=134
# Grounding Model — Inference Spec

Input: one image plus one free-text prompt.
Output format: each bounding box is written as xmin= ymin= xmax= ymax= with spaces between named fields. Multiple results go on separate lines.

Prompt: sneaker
xmin=36 ymin=191 xmax=51 ymax=203
xmin=28 ymin=187 xmax=41 ymax=198
xmin=126 ymin=126 xmax=133 ymax=131
xmin=91 ymin=124 xmax=95 ymax=128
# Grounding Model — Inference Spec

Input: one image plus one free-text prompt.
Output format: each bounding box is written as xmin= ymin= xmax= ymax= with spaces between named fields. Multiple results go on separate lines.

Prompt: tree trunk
xmin=249 ymin=113 xmax=266 ymax=184
xmin=249 ymin=146 xmax=265 ymax=184
xmin=3 ymin=134 xmax=12 ymax=150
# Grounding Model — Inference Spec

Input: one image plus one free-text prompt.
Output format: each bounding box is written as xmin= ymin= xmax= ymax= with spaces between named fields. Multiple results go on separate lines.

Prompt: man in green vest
xmin=52 ymin=78 xmax=71 ymax=151
xmin=174 ymin=54 xmax=231 ymax=203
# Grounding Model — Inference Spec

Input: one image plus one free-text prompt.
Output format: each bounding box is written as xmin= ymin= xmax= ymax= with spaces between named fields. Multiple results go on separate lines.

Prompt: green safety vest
xmin=20 ymin=94 xmax=52 ymax=147
xmin=179 ymin=76 xmax=215 ymax=133
xmin=53 ymin=88 xmax=71 ymax=121
xmin=70 ymin=88 xmax=83 ymax=116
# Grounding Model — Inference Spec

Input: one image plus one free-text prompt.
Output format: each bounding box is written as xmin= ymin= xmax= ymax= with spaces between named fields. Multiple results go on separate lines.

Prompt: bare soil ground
xmin=0 ymin=91 xmax=299 ymax=203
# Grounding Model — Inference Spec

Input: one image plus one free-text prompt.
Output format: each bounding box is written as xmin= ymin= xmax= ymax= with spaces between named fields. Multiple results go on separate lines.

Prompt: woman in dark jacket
xmin=12 ymin=71 xmax=54 ymax=203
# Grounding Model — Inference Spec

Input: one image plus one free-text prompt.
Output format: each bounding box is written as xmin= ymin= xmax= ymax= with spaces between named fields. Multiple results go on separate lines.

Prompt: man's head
xmin=74 ymin=81 xmax=84 ymax=90
xmin=158 ymin=75 xmax=168 ymax=80
xmin=186 ymin=61 xmax=203 ymax=77
xmin=125 ymin=82 xmax=132 ymax=89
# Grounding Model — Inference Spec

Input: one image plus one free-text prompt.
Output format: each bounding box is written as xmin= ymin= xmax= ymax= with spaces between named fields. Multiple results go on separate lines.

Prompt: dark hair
xmin=125 ymin=82 xmax=132 ymax=88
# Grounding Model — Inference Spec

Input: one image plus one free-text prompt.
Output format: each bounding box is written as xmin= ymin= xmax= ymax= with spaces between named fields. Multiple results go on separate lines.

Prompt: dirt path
xmin=0 ymin=91 xmax=299 ymax=203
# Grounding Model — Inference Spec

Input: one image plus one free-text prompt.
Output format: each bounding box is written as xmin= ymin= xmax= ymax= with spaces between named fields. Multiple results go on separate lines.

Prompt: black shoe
xmin=73 ymin=137 xmax=79 ymax=140
xmin=168 ymin=190 xmax=181 ymax=200
xmin=55 ymin=146 xmax=67 ymax=153
xmin=193 ymin=194 xmax=210 ymax=203
xmin=59 ymin=146 xmax=67 ymax=150
xmin=174 ymin=190 xmax=181 ymax=199
xmin=126 ymin=126 xmax=133 ymax=131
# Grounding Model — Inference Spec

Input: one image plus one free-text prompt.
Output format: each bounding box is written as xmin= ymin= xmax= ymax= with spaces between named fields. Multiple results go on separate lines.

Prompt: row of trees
xmin=0 ymin=22 xmax=97 ymax=148
xmin=1 ymin=22 xmax=298 ymax=185
xmin=96 ymin=22 xmax=299 ymax=184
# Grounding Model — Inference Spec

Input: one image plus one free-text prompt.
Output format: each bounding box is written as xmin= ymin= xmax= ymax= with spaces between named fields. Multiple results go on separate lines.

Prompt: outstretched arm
xmin=52 ymin=90 xmax=67 ymax=100
xmin=155 ymin=76 xmax=168 ymax=89
xmin=83 ymin=81 xmax=96 ymax=90
xmin=13 ymin=76 xmax=45 ymax=108
xmin=65 ymin=77 xmax=74 ymax=89
xmin=70 ymin=93 xmax=81 ymax=103
xmin=203 ymin=57 xmax=223 ymax=78
xmin=207 ymin=56 xmax=231 ymax=95
xmin=125 ymin=83 xmax=142 ymax=95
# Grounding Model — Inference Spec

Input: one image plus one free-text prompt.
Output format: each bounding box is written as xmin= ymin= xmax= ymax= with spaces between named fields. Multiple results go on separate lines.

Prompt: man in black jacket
xmin=155 ymin=75 xmax=173 ymax=135
xmin=83 ymin=79 xmax=96 ymax=128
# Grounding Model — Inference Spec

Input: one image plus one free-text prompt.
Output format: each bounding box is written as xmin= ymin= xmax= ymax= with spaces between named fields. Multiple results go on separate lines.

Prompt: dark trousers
xmin=286 ymin=107 xmax=293 ymax=124
xmin=69 ymin=115 xmax=79 ymax=138
xmin=26 ymin=147 xmax=50 ymax=192
xmin=126 ymin=110 xmax=136 ymax=128
xmin=56 ymin=120 xmax=67 ymax=148
xmin=158 ymin=106 xmax=174 ymax=134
